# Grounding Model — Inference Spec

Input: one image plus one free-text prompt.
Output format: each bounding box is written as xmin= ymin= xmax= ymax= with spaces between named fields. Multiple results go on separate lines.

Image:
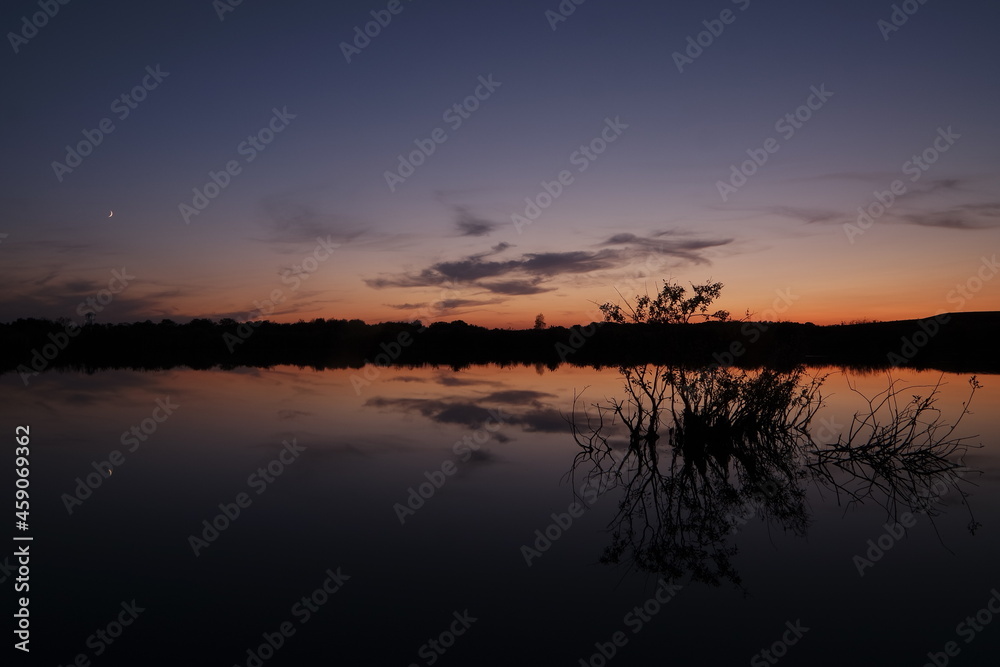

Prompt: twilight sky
xmin=2 ymin=0 xmax=998 ymax=327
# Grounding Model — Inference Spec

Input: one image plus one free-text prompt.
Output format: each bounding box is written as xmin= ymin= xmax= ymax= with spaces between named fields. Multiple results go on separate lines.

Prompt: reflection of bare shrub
xmin=569 ymin=366 xmax=981 ymax=588
xmin=570 ymin=365 xmax=824 ymax=588
xmin=807 ymin=375 xmax=981 ymax=531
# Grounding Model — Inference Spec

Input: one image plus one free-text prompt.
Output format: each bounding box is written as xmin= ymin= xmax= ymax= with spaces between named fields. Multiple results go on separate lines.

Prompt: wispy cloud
xmin=365 ymin=397 xmax=495 ymax=428
xmin=455 ymin=207 xmax=501 ymax=237
xmin=365 ymin=249 xmax=621 ymax=292
xmin=0 ymin=273 xmax=202 ymax=323
xmin=755 ymin=206 xmax=847 ymax=225
xmin=386 ymin=298 xmax=503 ymax=310
xmin=897 ymin=203 xmax=1000 ymax=230
xmin=365 ymin=233 xmax=731 ymax=301
xmin=252 ymin=193 xmax=365 ymax=249
xmin=364 ymin=393 xmax=566 ymax=434
xmin=739 ymin=177 xmax=999 ymax=232
xmin=598 ymin=231 xmax=733 ymax=263
xmin=478 ymin=279 xmax=551 ymax=295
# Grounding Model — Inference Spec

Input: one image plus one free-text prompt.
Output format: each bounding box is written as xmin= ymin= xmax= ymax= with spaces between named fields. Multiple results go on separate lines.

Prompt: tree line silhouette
xmin=2 ymin=279 xmax=998 ymax=376
xmin=3 ymin=312 xmax=998 ymax=378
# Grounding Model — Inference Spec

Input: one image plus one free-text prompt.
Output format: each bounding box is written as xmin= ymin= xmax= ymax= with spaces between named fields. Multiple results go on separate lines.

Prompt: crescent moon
xmin=108 ymin=210 xmax=114 ymax=218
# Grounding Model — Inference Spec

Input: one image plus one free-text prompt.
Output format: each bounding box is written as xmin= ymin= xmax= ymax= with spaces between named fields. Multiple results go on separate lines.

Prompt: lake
xmin=6 ymin=363 xmax=999 ymax=666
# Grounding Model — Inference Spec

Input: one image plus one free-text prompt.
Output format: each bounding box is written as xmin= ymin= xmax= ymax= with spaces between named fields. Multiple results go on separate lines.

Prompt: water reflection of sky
xmin=4 ymin=365 xmax=998 ymax=665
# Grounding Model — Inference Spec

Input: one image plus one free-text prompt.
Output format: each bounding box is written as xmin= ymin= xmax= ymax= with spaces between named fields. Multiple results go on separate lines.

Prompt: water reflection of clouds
xmin=364 ymin=384 xmax=570 ymax=439
xmin=388 ymin=370 xmax=510 ymax=388
xmin=277 ymin=409 xmax=313 ymax=420
xmin=246 ymin=427 xmax=423 ymax=460
xmin=1 ymin=370 xmax=187 ymax=445
xmin=434 ymin=373 xmax=495 ymax=387
xmin=10 ymin=369 xmax=177 ymax=404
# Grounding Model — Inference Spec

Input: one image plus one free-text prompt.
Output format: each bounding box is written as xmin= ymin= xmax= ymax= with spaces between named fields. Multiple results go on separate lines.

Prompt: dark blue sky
xmin=2 ymin=0 xmax=998 ymax=326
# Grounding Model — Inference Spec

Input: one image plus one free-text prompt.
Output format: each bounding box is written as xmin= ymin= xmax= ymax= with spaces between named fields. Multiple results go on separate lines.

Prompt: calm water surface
xmin=5 ymin=364 xmax=999 ymax=665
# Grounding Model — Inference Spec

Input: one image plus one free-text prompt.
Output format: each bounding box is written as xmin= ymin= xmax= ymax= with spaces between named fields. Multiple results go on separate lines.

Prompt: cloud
xmin=363 ymin=394 xmax=567 ymax=435
xmin=5 ymin=370 xmax=174 ymax=411
xmin=789 ymin=171 xmax=893 ymax=184
xmin=18 ymin=239 xmax=93 ymax=254
xmin=455 ymin=207 xmax=500 ymax=237
xmin=897 ymin=203 xmax=1000 ymax=230
xmin=253 ymin=193 xmax=365 ymax=248
xmin=742 ymin=179 xmax=999 ymax=232
xmin=482 ymin=389 xmax=556 ymax=405
xmin=31 ymin=271 xmax=60 ymax=287
xmin=598 ymin=232 xmax=733 ymax=263
xmin=457 ymin=220 xmax=496 ymax=237
xmin=434 ymin=374 xmax=492 ymax=387
xmin=0 ymin=273 xmax=204 ymax=324
xmin=478 ymin=279 xmax=552 ymax=295
xmin=365 ymin=249 xmax=623 ymax=292
xmin=756 ymin=206 xmax=847 ymax=225
xmin=884 ymin=178 xmax=1000 ymax=229
xmin=919 ymin=178 xmax=967 ymax=195
xmin=387 ymin=298 xmax=502 ymax=311
xmin=364 ymin=397 xmax=496 ymax=428
xmin=364 ymin=232 xmax=731 ymax=303
xmin=514 ymin=409 xmax=568 ymax=433
xmin=960 ymin=203 xmax=1000 ymax=217
xmin=277 ymin=409 xmax=312 ymax=420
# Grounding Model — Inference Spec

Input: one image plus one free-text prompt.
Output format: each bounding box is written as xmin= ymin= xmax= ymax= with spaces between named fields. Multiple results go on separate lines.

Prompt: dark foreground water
xmin=3 ymin=364 xmax=999 ymax=666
